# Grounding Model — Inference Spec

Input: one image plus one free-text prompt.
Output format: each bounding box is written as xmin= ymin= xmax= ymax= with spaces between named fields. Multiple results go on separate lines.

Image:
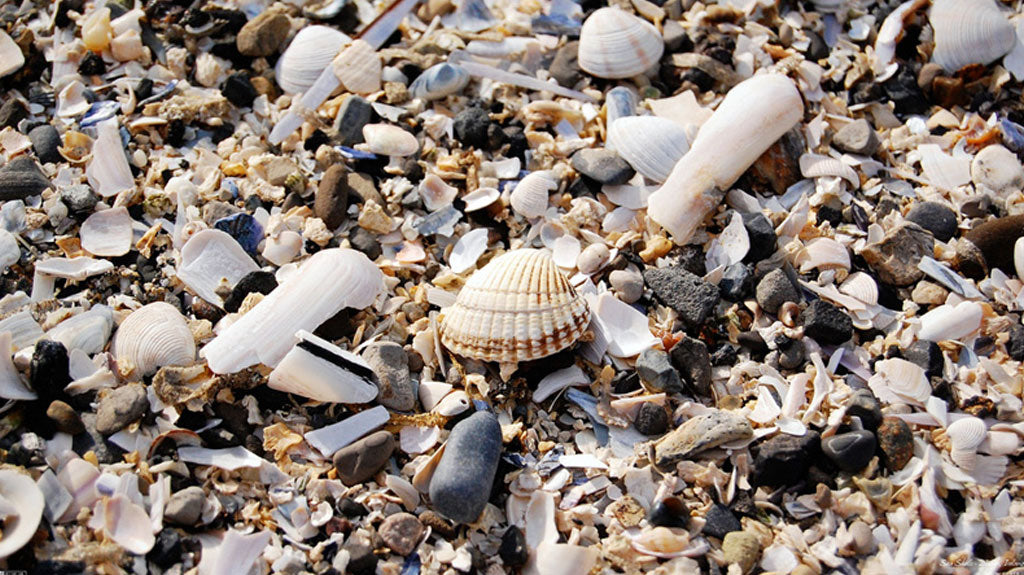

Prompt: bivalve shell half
xmin=80 ymin=207 xmax=133 ymax=257
xmin=269 ymin=330 xmax=379 ymax=404
xmin=839 ymin=271 xmax=879 ymax=305
xmin=113 ymin=302 xmax=196 ymax=379
xmin=607 ymin=116 xmax=690 ymax=183
xmin=276 ymin=26 xmax=352 ymax=94
xmin=930 ymin=0 xmax=1015 ymax=73
xmin=578 ymin=8 xmax=664 ymax=79
xmin=439 ymin=249 xmax=591 ymax=372
xmin=510 ymin=172 xmax=557 ymax=219
xmin=0 ymin=29 xmax=25 ymax=78
xmin=409 ymin=63 xmax=470 ymax=101
xmin=0 ymin=469 xmax=45 ymax=559
xmin=947 ymin=416 xmax=987 ymax=470
xmin=362 ymin=124 xmax=419 ymax=157
xmin=332 ymin=39 xmax=381 ymax=95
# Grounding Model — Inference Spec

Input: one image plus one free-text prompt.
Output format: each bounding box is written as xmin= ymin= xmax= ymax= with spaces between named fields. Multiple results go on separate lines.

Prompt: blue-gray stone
xmin=213 ymin=212 xmax=263 ymax=255
xmin=429 ymin=411 xmax=501 ymax=523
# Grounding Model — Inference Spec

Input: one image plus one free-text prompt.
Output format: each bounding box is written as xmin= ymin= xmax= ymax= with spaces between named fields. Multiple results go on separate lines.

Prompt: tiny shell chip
xmin=439 ymin=249 xmax=591 ymax=366
xmin=80 ymin=207 xmax=133 ymax=257
xmin=0 ymin=30 xmax=25 ymax=78
xmin=462 ymin=187 xmax=500 ymax=212
xmin=449 ymin=228 xmax=490 ymax=273
xmin=362 ymin=124 xmax=419 ymax=156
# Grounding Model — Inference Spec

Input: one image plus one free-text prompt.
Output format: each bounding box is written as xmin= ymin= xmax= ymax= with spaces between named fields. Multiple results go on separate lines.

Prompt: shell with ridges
xmin=607 ymin=116 xmax=690 ymax=183
xmin=578 ymin=8 xmax=664 ymax=79
xmin=275 ymin=26 xmax=352 ymax=94
xmin=439 ymin=249 xmax=591 ymax=370
xmin=929 ymin=0 xmax=1015 ymax=73
xmin=510 ymin=172 xmax=556 ymax=219
xmin=839 ymin=271 xmax=878 ymax=305
xmin=113 ymin=302 xmax=196 ymax=379
xmin=331 ymin=39 xmax=381 ymax=95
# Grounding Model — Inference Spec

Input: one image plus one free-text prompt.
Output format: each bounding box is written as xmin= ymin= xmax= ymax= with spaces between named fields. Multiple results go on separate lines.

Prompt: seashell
xmin=202 ymin=248 xmax=384 ymax=373
xmin=110 ymin=29 xmax=144 ymax=62
xmin=0 ymin=29 xmax=24 ymax=78
xmin=262 ymin=231 xmax=304 ymax=266
xmin=533 ymin=365 xmax=589 ymax=403
xmin=419 ymin=173 xmax=458 ymax=212
xmin=47 ymin=305 xmax=113 ymax=355
xmin=269 ymin=330 xmax=379 ymax=403
xmin=419 ymin=381 xmax=453 ymax=411
xmin=929 ymin=0 xmax=1015 ymax=73
xmin=439 ymin=249 xmax=591 ymax=375
xmin=980 ymin=430 xmax=1021 ymax=456
xmin=97 ymin=495 xmax=155 ymax=555
xmin=433 ymin=390 xmax=471 ymax=416
xmin=917 ymin=300 xmax=982 ymax=342
xmin=578 ymin=8 xmax=664 ymax=79
xmin=177 ymin=229 xmax=259 ymax=307
xmin=510 ymin=172 xmax=557 ymax=219
xmin=442 ymin=0 xmax=497 ymax=33
xmin=59 ymin=131 xmax=93 ymax=164
xmin=57 ymin=80 xmax=90 ymax=118
xmin=304 ymin=404 xmax=390 ymax=456
xmin=0 ymin=469 xmax=45 ymax=559
xmin=797 ymin=237 xmax=851 ymax=273
xmin=551 ymin=235 xmax=582 ymax=269
xmin=35 ymin=256 xmax=113 ymax=280
xmin=449 ymin=227 xmax=489 ymax=273
xmin=82 ymin=7 xmax=112 ymax=53
xmin=400 ymin=426 xmax=440 ymax=454
xmin=0 ymin=312 xmax=42 ymax=353
xmin=361 ymin=124 xmax=419 ymax=156
xmin=462 ymin=187 xmax=499 ymax=211
xmin=607 ymin=116 xmax=690 ymax=183
xmin=632 ymin=527 xmax=694 ymax=558
xmin=648 ymin=74 xmax=803 ymax=244
xmin=918 ymin=144 xmax=971 ymax=191
xmin=0 ymin=331 xmax=35 ymax=400
xmin=586 ymin=291 xmax=658 ymax=357
xmin=86 ymin=120 xmax=135 ymax=198
xmin=839 ymin=271 xmax=878 ymax=305
xmin=531 ymin=542 xmax=599 ymax=575
xmin=275 ymin=26 xmax=352 ymax=95
xmin=332 ymin=39 xmax=382 ymax=95
xmin=305 ymin=0 xmax=348 ymax=19
xmin=409 ymin=63 xmax=470 ymax=101
xmin=947 ymin=416 xmax=987 ymax=451
xmin=605 ymin=86 xmax=638 ymax=130
xmin=869 ymin=358 xmax=932 ymax=406
xmin=799 ymin=153 xmax=859 ymax=187
xmin=114 ymin=302 xmax=196 ymax=379
xmin=1014 ymin=236 xmax=1024 ymax=280
xmin=80 ymin=207 xmax=133 ymax=257
xmin=0 ymin=229 xmax=18 ymax=274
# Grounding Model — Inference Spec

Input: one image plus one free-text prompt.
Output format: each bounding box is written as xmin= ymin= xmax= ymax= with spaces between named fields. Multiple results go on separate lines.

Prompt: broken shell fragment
xmin=80 ymin=207 xmax=133 ymax=257
xmin=176 ymin=229 xmax=259 ymax=308
xmin=332 ymin=39 xmax=382 ymax=95
xmin=201 ymin=248 xmax=384 ymax=373
xmin=917 ymin=300 xmax=983 ymax=342
xmin=0 ymin=331 xmax=35 ymax=400
xmin=113 ymin=302 xmax=196 ymax=379
xmin=510 ymin=172 xmax=557 ymax=219
xmin=269 ymin=330 xmax=379 ymax=404
xmin=439 ymin=249 xmax=591 ymax=371
xmin=0 ymin=469 xmax=45 ymax=559
xmin=578 ymin=8 xmax=664 ymax=79
xmin=409 ymin=63 xmax=470 ymax=100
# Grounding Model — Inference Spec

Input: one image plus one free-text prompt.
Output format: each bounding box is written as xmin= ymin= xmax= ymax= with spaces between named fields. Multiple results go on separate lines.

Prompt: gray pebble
xmin=379 ymin=512 xmax=424 ymax=556
xmin=571 ymin=148 xmax=634 ymax=185
xmin=905 ymin=201 xmax=958 ymax=243
xmin=429 ymin=411 xmax=502 ymax=523
xmin=636 ymin=348 xmax=682 ymax=393
xmin=164 ymin=486 xmax=205 ymax=526
xmin=832 ymin=119 xmax=879 ymax=156
xmin=669 ymin=336 xmax=711 ymax=395
xmin=95 ymin=383 xmax=149 ymax=435
xmin=29 ymin=124 xmax=61 ymax=165
xmin=0 ymin=156 xmax=51 ymax=201
xmin=549 ymin=41 xmax=581 ymax=88
xmin=236 ymin=8 xmax=290 ymax=57
xmin=362 ymin=342 xmax=415 ymax=411
xmin=608 ymin=269 xmax=643 ymax=303
xmin=643 ymin=266 xmax=720 ymax=327
xmin=755 ymin=269 xmax=800 ymax=314
xmin=333 ymin=430 xmax=395 ymax=485
xmin=634 ymin=402 xmax=669 ymax=435
xmin=59 ymin=185 xmax=98 ymax=213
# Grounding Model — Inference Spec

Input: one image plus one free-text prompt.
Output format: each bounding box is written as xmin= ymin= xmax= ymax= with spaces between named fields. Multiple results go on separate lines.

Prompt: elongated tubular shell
xmin=439 ymin=249 xmax=591 ymax=364
xmin=647 ymin=74 xmax=803 ymax=244
xmin=201 ymin=248 xmax=384 ymax=373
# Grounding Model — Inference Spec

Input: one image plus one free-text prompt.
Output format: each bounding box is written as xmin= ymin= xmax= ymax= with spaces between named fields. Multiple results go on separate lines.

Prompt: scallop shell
xmin=80 ymin=207 xmax=133 ymax=257
xmin=362 ymin=124 xmax=419 ymax=156
xmin=510 ymin=172 xmax=557 ymax=219
xmin=439 ymin=249 xmax=591 ymax=369
xmin=113 ymin=302 xmax=196 ymax=379
xmin=839 ymin=271 xmax=878 ymax=305
xmin=607 ymin=116 xmax=690 ymax=183
xmin=0 ymin=469 xmax=45 ymax=559
xmin=929 ymin=0 xmax=1015 ymax=73
xmin=276 ymin=26 xmax=352 ymax=94
xmin=409 ymin=63 xmax=470 ymax=101
xmin=947 ymin=416 xmax=987 ymax=451
xmin=578 ymin=8 xmax=664 ymax=79
xmin=331 ymin=39 xmax=381 ymax=95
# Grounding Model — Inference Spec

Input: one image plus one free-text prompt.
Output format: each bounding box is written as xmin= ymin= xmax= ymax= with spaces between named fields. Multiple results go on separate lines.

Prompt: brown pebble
xmin=419 ymin=510 xmax=456 ymax=539
xmin=315 ymin=164 xmax=350 ymax=230
xmin=47 ymin=400 xmax=84 ymax=434
xmin=333 ymin=430 xmax=395 ymax=485
xmin=876 ymin=417 xmax=914 ymax=471
xmin=931 ymin=76 xmax=966 ymax=108
xmin=379 ymin=512 xmax=424 ymax=556
xmin=236 ymin=8 xmax=291 ymax=57
xmin=963 ymin=215 xmax=1024 ymax=274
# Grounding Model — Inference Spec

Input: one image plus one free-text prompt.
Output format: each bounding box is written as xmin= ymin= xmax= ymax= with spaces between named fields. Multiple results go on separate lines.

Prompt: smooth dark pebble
xmin=702 ymin=503 xmax=742 ymax=539
xmin=647 ymin=497 xmax=689 ymax=529
xmin=498 ymin=526 xmax=528 ymax=567
xmin=905 ymin=201 xmax=958 ymax=243
xmin=755 ymin=268 xmax=799 ymax=315
xmin=821 ymin=430 xmax=876 ymax=473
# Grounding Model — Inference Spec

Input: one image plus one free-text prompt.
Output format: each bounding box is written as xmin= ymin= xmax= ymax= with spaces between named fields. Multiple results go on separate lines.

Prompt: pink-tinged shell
xmin=439 ymin=249 xmax=591 ymax=364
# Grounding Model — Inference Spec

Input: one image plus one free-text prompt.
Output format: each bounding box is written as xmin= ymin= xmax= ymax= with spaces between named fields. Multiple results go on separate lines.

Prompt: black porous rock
xmin=223 ymin=270 xmax=278 ymax=313
xmin=643 ymin=266 xmax=720 ymax=327
xmin=802 ymin=299 xmax=854 ymax=345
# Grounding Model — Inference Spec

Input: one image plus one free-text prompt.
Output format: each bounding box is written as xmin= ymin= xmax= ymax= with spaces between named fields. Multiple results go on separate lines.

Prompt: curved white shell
xmin=947 ymin=416 xmax=987 ymax=451
xmin=449 ymin=228 xmax=490 ymax=274
xmin=918 ymin=301 xmax=983 ymax=342
xmin=578 ymin=8 xmax=664 ymax=79
xmin=0 ymin=29 xmax=25 ymax=78
xmin=362 ymin=124 xmax=419 ymax=156
xmin=276 ymin=26 xmax=351 ymax=94
xmin=99 ymin=494 xmax=155 ymax=555
xmin=80 ymin=207 xmax=133 ymax=257
xmin=419 ymin=381 xmax=453 ymax=411
xmin=176 ymin=229 xmax=259 ymax=307
xmin=930 ymin=0 xmax=1015 ymax=73
xmin=1014 ymin=236 xmax=1024 ymax=281
xmin=47 ymin=305 xmax=114 ymax=355
xmin=262 ymin=231 xmax=303 ymax=266
xmin=86 ymin=119 xmax=134 ymax=198
xmin=463 ymin=187 xmax=500 ymax=212
xmin=607 ymin=116 xmax=690 ymax=183
xmin=269 ymin=330 xmax=379 ymax=403
xmin=648 ymin=74 xmax=803 ymax=244
xmin=433 ymin=390 xmax=471 ymax=416
xmin=114 ymin=302 xmax=196 ymax=378
xmin=510 ymin=172 xmax=556 ymax=219
xmin=839 ymin=272 xmax=878 ymax=305
xmin=409 ymin=63 xmax=470 ymax=101
xmin=440 ymin=249 xmax=591 ymax=365
xmin=0 ymin=469 xmax=44 ymax=559
xmin=332 ymin=39 xmax=381 ymax=95
xmin=799 ymin=153 xmax=859 ymax=187
xmin=870 ymin=358 xmax=932 ymax=406
xmin=420 ymin=173 xmax=458 ymax=212
xmin=797 ymin=237 xmax=851 ymax=273
xmin=0 ymin=331 xmax=35 ymax=400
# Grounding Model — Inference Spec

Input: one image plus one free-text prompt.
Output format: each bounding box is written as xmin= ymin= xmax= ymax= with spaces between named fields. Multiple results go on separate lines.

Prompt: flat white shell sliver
xmin=268 ymin=330 xmax=379 ymax=403
xmin=305 ymin=405 xmax=390 ymax=456
xmin=176 ymin=229 xmax=259 ymax=307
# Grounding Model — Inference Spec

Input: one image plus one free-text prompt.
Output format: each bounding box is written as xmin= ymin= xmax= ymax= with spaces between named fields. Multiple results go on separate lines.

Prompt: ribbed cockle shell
xmin=578 ymin=8 xmax=664 ymax=79
xmin=113 ymin=302 xmax=196 ymax=379
xmin=439 ymin=249 xmax=590 ymax=376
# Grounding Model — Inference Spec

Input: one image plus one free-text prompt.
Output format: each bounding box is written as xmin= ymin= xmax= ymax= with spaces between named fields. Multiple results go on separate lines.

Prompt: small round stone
xmin=755 ymin=269 xmax=800 ymax=314
xmin=576 ymin=243 xmax=610 ymax=275
xmin=315 ymin=164 xmax=351 ymax=230
xmin=821 ymin=430 xmax=876 ymax=473
xmin=164 ymin=486 xmax=205 ymax=526
xmin=905 ymin=201 xmax=958 ymax=243
xmin=876 ymin=417 xmax=913 ymax=471
xmin=845 ymin=389 xmax=883 ymax=431
xmin=498 ymin=526 xmax=528 ymax=567
xmin=46 ymin=400 xmax=84 ymax=435
xmin=722 ymin=531 xmax=761 ymax=574
xmin=832 ymin=118 xmax=880 ymax=156
xmin=634 ymin=402 xmax=669 ymax=436
xmin=95 ymin=383 xmax=149 ymax=436
xmin=570 ymin=148 xmax=634 ymax=185
xmin=362 ymin=342 xmax=414 ymax=411
xmin=28 ymin=124 xmax=60 ymax=165
xmin=609 ymin=269 xmax=643 ymax=303
xmin=646 ymin=496 xmax=688 ymax=529
xmin=379 ymin=512 xmax=424 ymax=556
xmin=332 ymin=430 xmax=396 ymax=485
xmin=30 ymin=340 xmax=71 ymax=404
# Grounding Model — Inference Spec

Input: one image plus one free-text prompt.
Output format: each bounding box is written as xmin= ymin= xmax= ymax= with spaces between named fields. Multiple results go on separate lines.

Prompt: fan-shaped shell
xmin=578 ymin=8 xmax=664 ymax=79
xmin=439 ymin=249 xmax=591 ymax=365
xmin=607 ymin=116 xmax=689 ymax=183
xmin=839 ymin=271 xmax=878 ymax=305
xmin=930 ymin=0 xmax=1015 ymax=73
xmin=947 ymin=416 xmax=987 ymax=451
xmin=409 ymin=63 xmax=470 ymax=101
xmin=510 ymin=172 xmax=556 ymax=218
xmin=275 ymin=26 xmax=352 ymax=94
xmin=0 ymin=469 xmax=45 ymax=559
xmin=113 ymin=302 xmax=196 ymax=378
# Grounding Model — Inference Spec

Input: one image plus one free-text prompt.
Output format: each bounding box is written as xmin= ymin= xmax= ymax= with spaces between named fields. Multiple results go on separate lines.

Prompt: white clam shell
xmin=648 ymin=74 xmax=803 ymax=244
xmin=0 ymin=469 xmax=45 ymax=559
xmin=0 ymin=331 xmax=36 ymax=400
xmin=449 ymin=227 xmax=490 ymax=274
xmin=440 ymin=249 xmax=591 ymax=366
xmin=176 ymin=229 xmax=259 ymax=308
xmin=80 ymin=207 xmax=133 ymax=257
xmin=839 ymin=271 xmax=878 ymax=305
xmin=510 ymin=172 xmax=556 ymax=219
xmin=462 ymin=187 xmax=500 ymax=211
xmin=201 ymin=248 xmax=384 ymax=373
xmin=1014 ymin=236 xmax=1024 ymax=281
xmin=578 ymin=8 xmax=664 ymax=79
xmin=98 ymin=494 xmax=155 ymax=555
xmin=607 ymin=116 xmax=690 ymax=183
xmin=930 ymin=0 xmax=1015 ymax=73
xmin=332 ymin=39 xmax=381 ymax=95
xmin=409 ymin=63 xmax=470 ymax=101
xmin=86 ymin=119 xmax=134 ymax=197
xmin=433 ymin=390 xmax=471 ymax=416
xmin=797 ymin=237 xmax=851 ymax=273
xmin=799 ymin=153 xmax=859 ymax=187
xmin=870 ymin=358 xmax=932 ymax=406
xmin=0 ymin=29 xmax=24 ymax=78
xmin=113 ymin=302 xmax=196 ymax=378
xmin=362 ymin=124 xmax=419 ymax=156
xmin=269 ymin=330 xmax=379 ymax=403
xmin=947 ymin=416 xmax=987 ymax=451
xmin=276 ymin=26 xmax=351 ymax=94
xmin=917 ymin=300 xmax=983 ymax=342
